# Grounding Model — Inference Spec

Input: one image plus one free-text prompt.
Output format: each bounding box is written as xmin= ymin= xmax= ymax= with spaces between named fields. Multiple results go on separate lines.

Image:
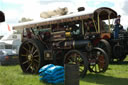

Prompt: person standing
xmin=114 ymin=15 xmax=121 ymax=39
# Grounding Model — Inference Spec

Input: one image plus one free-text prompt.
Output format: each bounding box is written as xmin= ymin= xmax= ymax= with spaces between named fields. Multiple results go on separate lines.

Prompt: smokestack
xmin=78 ymin=7 xmax=85 ymax=12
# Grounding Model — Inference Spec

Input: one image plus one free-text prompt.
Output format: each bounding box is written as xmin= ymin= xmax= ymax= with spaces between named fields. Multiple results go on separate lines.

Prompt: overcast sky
xmin=0 ymin=0 xmax=128 ymax=35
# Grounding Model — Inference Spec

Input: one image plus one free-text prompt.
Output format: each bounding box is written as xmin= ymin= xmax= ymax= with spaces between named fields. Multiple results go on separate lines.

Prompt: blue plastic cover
xmin=39 ymin=64 xmax=64 ymax=84
xmin=42 ymin=73 xmax=64 ymax=81
xmin=39 ymin=64 xmax=55 ymax=73
xmin=44 ymin=66 xmax=64 ymax=75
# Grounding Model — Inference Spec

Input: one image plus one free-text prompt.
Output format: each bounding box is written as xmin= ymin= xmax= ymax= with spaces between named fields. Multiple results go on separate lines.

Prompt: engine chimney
xmin=78 ymin=7 xmax=85 ymax=12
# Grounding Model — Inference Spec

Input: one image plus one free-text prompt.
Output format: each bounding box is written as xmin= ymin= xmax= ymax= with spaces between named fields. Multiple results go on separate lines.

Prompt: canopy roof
xmin=13 ymin=7 xmax=117 ymax=30
xmin=94 ymin=7 xmax=117 ymax=20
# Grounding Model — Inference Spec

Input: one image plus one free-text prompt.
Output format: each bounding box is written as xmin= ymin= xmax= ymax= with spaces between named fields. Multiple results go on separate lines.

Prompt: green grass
xmin=0 ymin=65 xmax=42 ymax=85
xmin=0 ymin=57 xmax=128 ymax=85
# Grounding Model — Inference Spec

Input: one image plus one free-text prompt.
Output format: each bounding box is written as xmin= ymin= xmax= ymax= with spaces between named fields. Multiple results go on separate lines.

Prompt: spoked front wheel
xmin=19 ymin=39 xmax=45 ymax=74
xmin=64 ymin=50 xmax=88 ymax=78
xmin=88 ymin=47 xmax=109 ymax=73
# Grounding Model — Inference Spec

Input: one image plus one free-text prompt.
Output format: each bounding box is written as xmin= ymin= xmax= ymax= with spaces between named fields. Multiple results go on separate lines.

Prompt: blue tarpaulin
xmin=39 ymin=64 xmax=64 ymax=84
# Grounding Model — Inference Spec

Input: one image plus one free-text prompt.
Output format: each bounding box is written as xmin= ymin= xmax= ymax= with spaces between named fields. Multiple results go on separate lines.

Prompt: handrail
xmin=91 ymin=17 xmax=98 ymax=32
xmin=97 ymin=14 xmax=100 ymax=33
xmin=108 ymin=14 xmax=111 ymax=32
xmin=81 ymin=20 xmax=84 ymax=35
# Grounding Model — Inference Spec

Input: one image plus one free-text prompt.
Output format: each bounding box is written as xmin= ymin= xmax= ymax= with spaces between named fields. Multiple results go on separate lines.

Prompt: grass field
xmin=0 ymin=57 xmax=128 ymax=85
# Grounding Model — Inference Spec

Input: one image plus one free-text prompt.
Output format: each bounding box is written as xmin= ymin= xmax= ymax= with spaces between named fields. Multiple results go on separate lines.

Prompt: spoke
xmin=90 ymin=65 xmax=94 ymax=72
xmin=96 ymin=64 xmax=100 ymax=72
xmin=67 ymin=56 xmax=74 ymax=62
xmin=71 ymin=53 xmax=77 ymax=63
xmin=78 ymin=57 xmax=82 ymax=62
xmin=27 ymin=43 xmax=31 ymax=51
xmin=31 ymin=46 xmax=35 ymax=54
xmin=31 ymin=64 xmax=36 ymax=73
xmin=98 ymin=64 xmax=101 ymax=72
xmin=33 ymin=54 xmax=39 ymax=58
xmin=68 ymin=58 xmax=73 ymax=62
xmin=70 ymin=56 xmax=75 ymax=62
xmin=26 ymin=63 xmax=32 ymax=71
xmin=33 ymin=49 xmax=38 ymax=55
xmin=71 ymin=54 xmax=74 ymax=60
xmin=31 ymin=67 xmax=34 ymax=73
xmin=32 ymin=63 xmax=37 ymax=68
xmin=77 ymin=56 xmax=82 ymax=64
xmin=98 ymin=65 xmax=102 ymax=72
xmin=23 ymin=47 xmax=29 ymax=52
xmin=99 ymin=60 xmax=105 ymax=64
xmin=91 ymin=65 xmax=95 ymax=70
xmin=79 ymin=68 xmax=83 ymax=72
xmin=69 ymin=56 xmax=76 ymax=64
xmin=34 ymin=59 xmax=39 ymax=63
xmin=22 ymin=60 xmax=29 ymax=64
xmin=74 ymin=53 xmax=78 ymax=63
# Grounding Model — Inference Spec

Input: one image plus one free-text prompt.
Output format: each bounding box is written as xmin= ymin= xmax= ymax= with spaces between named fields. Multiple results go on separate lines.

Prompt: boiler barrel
xmin=65 ymin=40 xmax=91 ymax=49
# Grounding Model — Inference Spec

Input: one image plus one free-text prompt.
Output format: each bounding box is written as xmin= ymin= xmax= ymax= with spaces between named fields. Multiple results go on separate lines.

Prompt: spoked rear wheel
xmin=64 ymin=50 xmax=88 ymax=78
xmin=19 ymin=39 xmax=45 ymax=74
xmin=88 ymin=47 xmax=109 ymax=73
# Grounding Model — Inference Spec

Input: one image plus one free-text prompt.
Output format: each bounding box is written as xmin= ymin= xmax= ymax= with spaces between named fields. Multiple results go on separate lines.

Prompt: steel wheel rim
xmin=89 ymin=50 xmax=106 ymax=73
xmin=65 ymin=51 xmax=85 ymax=76
xmin=19 ymin=41 xmax=40 ymax=73
xmin=98 ymin=39 xmax=111 ymax=59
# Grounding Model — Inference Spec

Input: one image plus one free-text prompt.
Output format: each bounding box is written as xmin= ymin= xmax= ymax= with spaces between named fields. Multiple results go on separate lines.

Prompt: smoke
xmin=40 ymin=7 xmax=68 ymax=18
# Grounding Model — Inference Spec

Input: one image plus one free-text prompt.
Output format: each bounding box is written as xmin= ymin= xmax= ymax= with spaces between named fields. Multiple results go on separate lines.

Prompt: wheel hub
xmin=28 ymin=54 xmax=33 ymax=61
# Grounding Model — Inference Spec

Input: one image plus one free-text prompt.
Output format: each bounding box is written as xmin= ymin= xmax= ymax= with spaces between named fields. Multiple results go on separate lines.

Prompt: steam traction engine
xmin=13 ymin=8 xmax=109 ymax=77
xmin=109 ymin=29 xmax=128 ymax=62
xmin=89 ymin=7 xmax=128 ymax=62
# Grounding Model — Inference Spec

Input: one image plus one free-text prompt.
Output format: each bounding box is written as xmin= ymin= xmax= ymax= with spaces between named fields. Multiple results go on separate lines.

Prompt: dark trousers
xmin=114 ymin=25 xmax=119 ymax=39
